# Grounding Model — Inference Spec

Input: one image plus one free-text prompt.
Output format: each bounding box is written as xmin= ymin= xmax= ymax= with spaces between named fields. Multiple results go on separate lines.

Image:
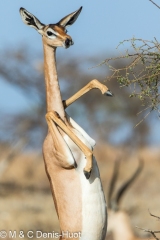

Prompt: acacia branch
xmin=136 ymin=210 xmax=160 ymax=240
xmin=136 ymin=226 xmax=160 ymax=240
xmin=148 ymin=209 xmax=160 ymax=221
xmin=100 ymin=38 xmax=160 ymax=120
xmin=149 ymin=0 xmax=160 ymax=9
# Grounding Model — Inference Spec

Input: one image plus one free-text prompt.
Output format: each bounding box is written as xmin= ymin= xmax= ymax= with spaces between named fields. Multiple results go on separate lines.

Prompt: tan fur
xmin=108 ymin=210 xmax=148 ymax=240
xmin=43 ymin=134 xmax=82 ymax=237
xmin=42 ymin=36 xmax=108 ymax=239
xmin=42 ymin=42 xmax=65 ymax=118
xmin=20 ymin=7 xmax=109 ymax=239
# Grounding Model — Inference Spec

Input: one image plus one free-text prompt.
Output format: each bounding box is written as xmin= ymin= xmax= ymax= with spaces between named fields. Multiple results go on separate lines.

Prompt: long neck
xmin=43 ymin=41 xmax=65 ymax=120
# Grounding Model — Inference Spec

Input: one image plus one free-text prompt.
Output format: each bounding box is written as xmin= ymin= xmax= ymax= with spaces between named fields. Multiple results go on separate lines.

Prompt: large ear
xmin=58 ymin=6 xmax=82 ymax=27
xmin=19 ymin=8 xmax=45 ymax=33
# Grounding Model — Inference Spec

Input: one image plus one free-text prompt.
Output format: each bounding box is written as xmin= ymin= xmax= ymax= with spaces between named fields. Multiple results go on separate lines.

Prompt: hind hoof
xmin=83 ymin=170 xmax=92 ymax=179
xmin=74 ymin=161 xmax=78 ymax=168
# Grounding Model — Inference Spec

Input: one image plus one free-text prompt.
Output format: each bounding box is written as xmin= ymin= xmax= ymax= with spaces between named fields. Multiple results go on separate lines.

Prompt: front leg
xmin=46 ymin=111 xmax=93 ymax=179
xmin=63 ymin=79 xmax=113 ymax=108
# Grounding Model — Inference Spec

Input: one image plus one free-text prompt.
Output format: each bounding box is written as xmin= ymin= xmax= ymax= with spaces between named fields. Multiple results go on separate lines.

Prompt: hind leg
xmin=45 ymin=114 xmax=76 ymax=169
xmin=46 ymin=111 xmax=93 ymax=179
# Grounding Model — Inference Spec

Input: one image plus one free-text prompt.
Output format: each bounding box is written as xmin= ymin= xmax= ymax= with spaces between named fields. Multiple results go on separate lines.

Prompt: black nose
xmin=65 ymin=38 xmax=74 ymax=48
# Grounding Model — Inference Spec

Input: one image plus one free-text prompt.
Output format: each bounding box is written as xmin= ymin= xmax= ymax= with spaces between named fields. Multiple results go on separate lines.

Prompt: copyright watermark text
xmin=0 ymin=230 xmax=81 ymax=239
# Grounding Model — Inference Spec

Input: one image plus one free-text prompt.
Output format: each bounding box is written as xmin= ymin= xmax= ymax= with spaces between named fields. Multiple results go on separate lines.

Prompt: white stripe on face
xmin=46 ymin=28 xmax=59 ymax=39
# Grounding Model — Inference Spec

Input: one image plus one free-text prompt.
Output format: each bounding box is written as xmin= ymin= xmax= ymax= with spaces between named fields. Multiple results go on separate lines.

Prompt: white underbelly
xmin=80 ymin=157 xmax=107 ymax=240
xmin=63 ymin=116 xmax=107 ymax=240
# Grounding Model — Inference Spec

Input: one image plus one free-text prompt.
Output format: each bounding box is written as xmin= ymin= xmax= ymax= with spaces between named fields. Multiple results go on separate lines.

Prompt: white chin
xmin=62 ymin=43 xmax=70 ymax=49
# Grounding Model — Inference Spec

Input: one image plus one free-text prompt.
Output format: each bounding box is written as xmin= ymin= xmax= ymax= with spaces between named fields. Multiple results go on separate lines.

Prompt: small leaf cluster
xmin=103 ymin=38 xmax=160 ymax=115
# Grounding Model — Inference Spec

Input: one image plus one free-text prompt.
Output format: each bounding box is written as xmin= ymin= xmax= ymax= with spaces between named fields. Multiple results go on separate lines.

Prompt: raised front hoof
xmin=83 ymin=170 xmax=92 ymax=179
xmin=105 ymin=90 xmax=113 ymax=97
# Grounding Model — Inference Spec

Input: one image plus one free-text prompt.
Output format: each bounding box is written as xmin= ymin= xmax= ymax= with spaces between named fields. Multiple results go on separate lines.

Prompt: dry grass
xmin=0 ymin=143 xmax=160 ymax=239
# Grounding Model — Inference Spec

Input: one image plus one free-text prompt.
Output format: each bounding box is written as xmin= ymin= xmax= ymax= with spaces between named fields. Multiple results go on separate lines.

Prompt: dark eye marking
xmin=47 ymin=31 xmax=56 ymax=37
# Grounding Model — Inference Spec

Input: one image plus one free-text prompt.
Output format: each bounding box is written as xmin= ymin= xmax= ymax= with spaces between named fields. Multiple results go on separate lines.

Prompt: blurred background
xmin=0 ymin=1 xmax=160 ymax=239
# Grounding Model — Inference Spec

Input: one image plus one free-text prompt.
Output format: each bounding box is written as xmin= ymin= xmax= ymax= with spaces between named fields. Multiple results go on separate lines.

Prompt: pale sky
xmin=0 ymin=1 xmax=160 ymax=54
xmin=1 ymin=0 xmax=160 ymax=111
xmin=1 ymin=0 xmax=160 ymax=144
